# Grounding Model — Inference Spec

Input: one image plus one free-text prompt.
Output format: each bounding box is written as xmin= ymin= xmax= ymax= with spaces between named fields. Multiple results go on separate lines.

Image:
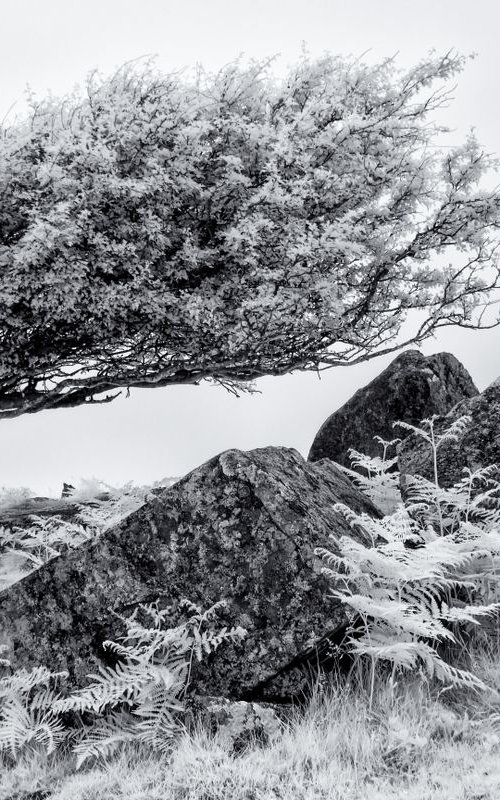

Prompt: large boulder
xmin=308 ymin=351 xmax=478 ymax=468
xmin=0 ymin=447 xmax=378 ymax=701
xmin=398 ymin=381 xmax=500 ymax=491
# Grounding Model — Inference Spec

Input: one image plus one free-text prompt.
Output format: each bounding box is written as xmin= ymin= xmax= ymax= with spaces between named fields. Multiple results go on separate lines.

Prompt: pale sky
xmin=2 ymin=0 xmax=500 ymax=495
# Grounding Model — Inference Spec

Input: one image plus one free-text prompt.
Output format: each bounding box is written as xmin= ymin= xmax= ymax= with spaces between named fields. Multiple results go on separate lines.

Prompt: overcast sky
xmin=2 ymin=0 xmax=500 ymax=495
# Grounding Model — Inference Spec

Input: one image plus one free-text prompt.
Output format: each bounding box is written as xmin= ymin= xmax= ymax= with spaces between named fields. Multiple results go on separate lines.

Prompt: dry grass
xmin=3 ymin=651 xmax=500 ymax=800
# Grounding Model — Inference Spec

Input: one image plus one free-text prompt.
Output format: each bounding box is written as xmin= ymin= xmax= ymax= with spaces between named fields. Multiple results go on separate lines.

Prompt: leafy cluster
xmin=1 ymin=52 xmax=500 ymax=417
xmin=0 ymin=600 xmax=246 ymax=768
xmin=318 ymin=416 xmax=500 ymax=703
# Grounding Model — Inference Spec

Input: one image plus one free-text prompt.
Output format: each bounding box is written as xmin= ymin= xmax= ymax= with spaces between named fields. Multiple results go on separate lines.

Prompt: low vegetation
xmin=3 ymin=660 xmax=500 ymax=800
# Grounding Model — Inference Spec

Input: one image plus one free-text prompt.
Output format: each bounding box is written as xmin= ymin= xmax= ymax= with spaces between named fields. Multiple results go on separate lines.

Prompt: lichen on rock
xmin=0 ymin=446 xmax=378 ymax=701
xmin=308 ymin=351 xmax=478 ymax=468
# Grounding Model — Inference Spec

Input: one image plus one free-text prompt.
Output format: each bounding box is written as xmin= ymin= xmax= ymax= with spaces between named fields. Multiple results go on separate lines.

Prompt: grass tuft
xmin=4 ymin=653 xmax=500 ymax=800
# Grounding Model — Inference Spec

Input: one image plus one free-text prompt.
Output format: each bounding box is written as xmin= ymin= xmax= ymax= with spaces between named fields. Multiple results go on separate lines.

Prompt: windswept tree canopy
xmin=1 ymin=51 xmax=500 ymax=418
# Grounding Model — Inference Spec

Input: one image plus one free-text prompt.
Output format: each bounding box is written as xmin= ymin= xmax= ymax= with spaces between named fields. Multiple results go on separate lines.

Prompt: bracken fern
xmin=0 ymin=663 xmax=68 ymax=759
xmin=317 ymin=416 xmax=500 ymax=706
xmin=0 ymin=600 xmax=246 ymax=767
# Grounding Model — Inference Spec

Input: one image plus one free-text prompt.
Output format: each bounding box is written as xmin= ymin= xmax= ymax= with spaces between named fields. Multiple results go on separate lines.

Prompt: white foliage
xmin=59 ymin=599 xmax=246 ymax=767
xmin=0 ymin=667 xmax=68 ymax=758
xmin=2 ymin=52 xmax=500 ymax=417
xmin=338 ymin=436 xmax=402 ymax=515
xmin=0 ymin=599 xmax=246 ymax=767
xmin=318 ymin=416 xmax=500 ymax=698
xmin=0 ymin=487 xmax=35 ymax=510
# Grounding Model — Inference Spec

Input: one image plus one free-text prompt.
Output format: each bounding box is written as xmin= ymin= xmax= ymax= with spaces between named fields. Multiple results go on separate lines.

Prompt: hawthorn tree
xmin=1 ymin=51 xmax=500 ymax=418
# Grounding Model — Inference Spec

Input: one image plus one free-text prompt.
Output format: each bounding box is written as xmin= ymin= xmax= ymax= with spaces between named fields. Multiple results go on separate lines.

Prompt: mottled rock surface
xmin=308 ymin=351 xmax=478 ymax=468
xmin=0 ymin=447 xmax=377 ymax=700
xmin=399 ymin=382 xmax=500 ymax=490
xmin=186 ymin=695 xmax=290 ymax=752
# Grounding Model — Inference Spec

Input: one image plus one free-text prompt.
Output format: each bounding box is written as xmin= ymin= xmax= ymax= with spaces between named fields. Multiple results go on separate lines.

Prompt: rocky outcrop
xmin=399 ymin=382 xmax=500 ymax=490
xmin=0 ymin=447 xmax=378 ymax=701
xmin=308 ymin=351 xmax=478 ymax=469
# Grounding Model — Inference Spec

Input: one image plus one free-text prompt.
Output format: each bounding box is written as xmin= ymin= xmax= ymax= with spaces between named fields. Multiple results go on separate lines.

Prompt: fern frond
xmin=133 ymin=681 xmax=185 ymax=719
xmin=27 ymin=685 xmax=64 ymax=712
xmin=429 ymin=658 xmax=488 ymax=693
xmin=0 ymin=695 xmax=66 ymax=757
xmin=393 ymin=418 xmax=434 ymax=442
xmin=0 ymin=666 xmax=68 ymax=698
xmin=331 ymin=592 xmax=456 ymax=641
xmin=348 ymin=633 xmax=422 ymax=670
xmin=53 ymin=660 xmax=183 ymax=715
xmin=435 ymin=415 xmax=471 ymax=447
xmin=72 ymin=711 xmax=138 ymax=769
xmin=439 ymin=601 xmax=500 ymax=625
xmin=133 ymin=706 xmax=180 ymax=752
xmin=0 ymin=695 xmax=31 ymax=757
xmin=318 ymin=413 xmax=500 ymax=698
